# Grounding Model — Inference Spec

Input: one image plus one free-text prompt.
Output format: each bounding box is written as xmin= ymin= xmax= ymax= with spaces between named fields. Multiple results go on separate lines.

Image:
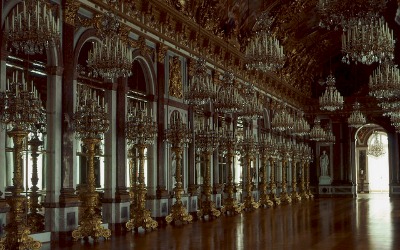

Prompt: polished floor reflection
xmin=46 ymin=194 xmax=400 ymax=250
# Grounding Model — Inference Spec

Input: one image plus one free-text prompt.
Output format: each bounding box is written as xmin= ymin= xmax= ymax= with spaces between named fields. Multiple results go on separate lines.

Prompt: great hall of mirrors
xmin=1 ymin=0 xmax=400 ymax=249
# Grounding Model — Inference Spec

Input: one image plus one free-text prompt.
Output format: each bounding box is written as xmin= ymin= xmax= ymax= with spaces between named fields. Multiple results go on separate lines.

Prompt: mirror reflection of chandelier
xmin=5 ymin=0 xmax=60 ymax=55
xmin=368 ymin=132 xmax=386 ymax=157
xmin=319 ymin=73 xmax=344 ymax=111
xmin=245 ymin=11 xmax=285 ymax=72
xmin=342 ymin=18 xmax=395 ymax=65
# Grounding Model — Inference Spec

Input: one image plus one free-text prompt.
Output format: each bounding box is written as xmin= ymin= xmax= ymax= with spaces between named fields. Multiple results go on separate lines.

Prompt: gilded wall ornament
xmin=169 ymin=56 xmax=183 ymax=99
xmin=157 ymin=43 xmax=168 ymax=63
xmin=64 ymin=0 xmax=80 ymax=26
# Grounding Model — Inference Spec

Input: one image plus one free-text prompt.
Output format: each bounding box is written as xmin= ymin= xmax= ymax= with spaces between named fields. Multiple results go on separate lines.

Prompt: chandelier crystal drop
xmin=309 ymin=119 xmax=327 ymax=141
xmin=126 ymin=104 xmax=157 ymax=146
xmin=369 ymin=61 xmax=400 ymax=100
xmin=319 ymin=74 xmax=344 ymax=111
xmin=0 ymin=71 xmax=43 ymax=131
xmin=184 ymin=57 xmax=215 ymax=107
xmin=214 ymin=71 xmax=243 ymax=114
xmin=342 ymin=18 xmax=395 ymax=65
xmin=271 ymin=105 xmax=294 ymax=132
xmin=348 ymin=102 xmax=366 ymax=128
xmin=368 ymin=132 xmax=385 ymax=157
xmin=5 ymin=0 xmax=60 ymax=55
xmin=245 ymin=11 xmax=285 ymax=72
xmin=317 ymin=0 xmax=387 ymax=31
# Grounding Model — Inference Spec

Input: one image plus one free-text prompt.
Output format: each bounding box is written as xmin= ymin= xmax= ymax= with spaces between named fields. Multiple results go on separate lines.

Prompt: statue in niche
xmin=169 ymin=56 xmax=183 ymax=99
xmin=320 ymin=150 xmax=329 ymax=176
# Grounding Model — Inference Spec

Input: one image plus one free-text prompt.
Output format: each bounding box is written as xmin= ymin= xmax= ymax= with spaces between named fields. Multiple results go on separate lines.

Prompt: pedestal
xmin=319 ymin=176 xmax=332 ymax=185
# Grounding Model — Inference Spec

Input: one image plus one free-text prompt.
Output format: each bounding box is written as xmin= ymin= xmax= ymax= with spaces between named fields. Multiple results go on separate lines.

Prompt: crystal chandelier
xmin=317 ymin=0 xmax=387 ymax=31
xmin=309 ymin=119 xmax=327 ymax=141
xmin=87 ymin=11 xmax=133 ymax=79
xmin=271 ymin=105 xmax=294 ymax=132
xmin=245 ymin=11 xmax=285 ymax=72
xmin=238 ymin=83 xmax=263 ymax=120
xmin=214 ymin=71 xmax=243 ymax=114
xmin=368 ymin=132 xmax=385 ymax=157
xmin=369 ymin=61 xmax=400 ymax=100
xmin=292 ymin=112 xmax=310 ymax=136
xmin=184 ymin=57 xmax=215 ymax=107
xmin=319 ymin=73 xmax=344 ymax=111
xmin=5 ymin=0 xmax=60 ymax=55
xmin=342 ymin=18 xmax=394 ymax=65
xmin=126 ymin=105 xmax=157 ymax=146
xmin=324 ymin=126 xmax=336 ymax=144
xmin=348 ymin=102 xmax=366 ymax=128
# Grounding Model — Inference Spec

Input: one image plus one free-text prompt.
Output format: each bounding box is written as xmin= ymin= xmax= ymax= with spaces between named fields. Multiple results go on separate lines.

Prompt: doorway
xmin=367 ymin=132 xmax=389 ymax=193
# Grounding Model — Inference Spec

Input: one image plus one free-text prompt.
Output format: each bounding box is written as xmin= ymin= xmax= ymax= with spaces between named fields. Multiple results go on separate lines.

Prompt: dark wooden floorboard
xmin=45 ymin=194 xmax=400 ymax=250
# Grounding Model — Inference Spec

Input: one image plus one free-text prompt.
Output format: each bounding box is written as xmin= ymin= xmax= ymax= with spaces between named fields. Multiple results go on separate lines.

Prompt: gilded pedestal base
xmin=0 ymin=195 xmax=42 ymax=250
xmin=307 ymin=191 xmax=314 ymax=199
xmin=126 ymin=205 xmax=158 ymax=232
xmin=280 ymin=192 xmax=292 ymax=205
xmin=197 ymin=200 xmax=221 ymax=219
xmin=259 ymin=193 xmax=274 ymax=208
xmin=300 ymin=190 xmax=310 ymax=200
xmin=243 ymin=195 xmax=260 ymax=211
xmin=291 ymin=191 xmax=302 ymax=203
xmin=165 ymin=201 xmax=193 ymax=225
xmin=222 ymin=197 xmax=243 ymax=215
xmin=72 ymin=192 xmax=111 ymax=241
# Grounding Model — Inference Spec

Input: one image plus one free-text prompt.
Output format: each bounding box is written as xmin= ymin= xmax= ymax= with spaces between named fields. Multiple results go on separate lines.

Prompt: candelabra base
xmin=165 ymin=201 xmax=193 ymax=225
xmin=221 ymin=197 xmax=243 ymax=215
xmin=269 ymin=193 xmax=281 ymax=206
xmin=291 ymin=191 xmax=302 ymax=203
xmin=307 ymin=190 xmax=314 ymax=199
xmin=0 ymin=195 xmax=42 ymax=250
xmin=27 ymin=213 xmax=45 ymax=233
xmin=126 ymin=206 xmax=158 ymax=232
xmin=72 ymin=210 xmax=111 ymax=241
xmin=300 ymin=190 xmax=309 ymax=200
xmin=259 ymin=194 xmax=274 ymax=208
xmin=280 ymin=192 xmax=292 ymax=205
xmin=197 ymin=200 xmax=221 ymax=219
xmin=243 ymin=195 xmax=260 ymax=211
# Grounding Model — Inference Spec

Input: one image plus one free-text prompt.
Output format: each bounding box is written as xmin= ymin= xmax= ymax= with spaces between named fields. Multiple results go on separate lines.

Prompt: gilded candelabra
xmin=258 ymin=134 xmax=274 ymax=208
xmin=125 ymin=106 xmax=158 ymax=232
xmin=219 ymin=122 xmax=243 ymax=215
xmin=0 ymin=71 xmax=42 ymax=250
xmin=299 ymin=144 xmax=310 ymax=200
xmin=290 ymin=144 xmax=302 ymax=203
xmin=72 ymin=88 xmax=111 ymax=241
xmin=278 ymin=141 xmax=292 ymax=205
xmin=27 ymin=130 xmax=45 ymax=233
xmin=238 ymin=131 xmax=259 ymax=211
xmin=196 ymin=122 xmax=221 ymax=219
xmin=165 ymin=112 xmax=193 ymax=225
xmin=267 ymin=137 xmax=281 ymax=206
xmin=306 ymin=150 xmax=314 ymax=199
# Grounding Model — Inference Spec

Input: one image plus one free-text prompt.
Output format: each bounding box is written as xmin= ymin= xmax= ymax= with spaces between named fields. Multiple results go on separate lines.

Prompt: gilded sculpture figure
xmin=169 ymin=56 xmax=183 ymax=99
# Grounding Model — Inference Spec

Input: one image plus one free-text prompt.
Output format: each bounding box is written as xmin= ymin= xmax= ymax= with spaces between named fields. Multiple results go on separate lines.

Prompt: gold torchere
xmin=0 ymin=71 xmax=42 ymax=250
xmin=299 ymin=159 xmax=309 ymax=200
xmin=267 ymin=137 xmax=281 ymax=206
xmin=258 ymin=134 xmax=273 ymax=208
xmin=290 ymin=144 xmax=301 ymax=203
xmin=306 ymin=159 xmax=314 ymax=199
xmin=125 ymin=106 xmax=158 ymax=232
xmin=72 ymin=87 xmax=111 ymax=241
xmin=27 ymin=132 xmax=45 ymax=233
xmin=128 ymin=146 xmax=138 ymax=217
xmin=238 ymin=131 xmax=259 ymax=211
xmin=219 ymin=122 xmax=243 ymax=215
xmin=165 ymin=112 xmax=193 ymax=225
xmin=196 ymin=122 xmax=221 ymax=219
xmin=278 ymin=142 xmax=292 ymax=205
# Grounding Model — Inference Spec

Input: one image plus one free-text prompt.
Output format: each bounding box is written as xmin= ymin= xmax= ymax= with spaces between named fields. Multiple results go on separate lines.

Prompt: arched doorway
xmin=355 ymin=124 xmax=389 ymax=194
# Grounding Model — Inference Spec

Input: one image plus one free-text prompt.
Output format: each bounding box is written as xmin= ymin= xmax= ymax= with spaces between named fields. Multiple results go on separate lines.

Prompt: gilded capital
xmin=64 ymin=0 xmax=80 ymax=26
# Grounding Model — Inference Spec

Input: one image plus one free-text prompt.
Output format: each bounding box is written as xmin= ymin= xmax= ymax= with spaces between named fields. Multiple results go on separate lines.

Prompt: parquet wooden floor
xmin=45 ymin=193 xmax=400 ymax=250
